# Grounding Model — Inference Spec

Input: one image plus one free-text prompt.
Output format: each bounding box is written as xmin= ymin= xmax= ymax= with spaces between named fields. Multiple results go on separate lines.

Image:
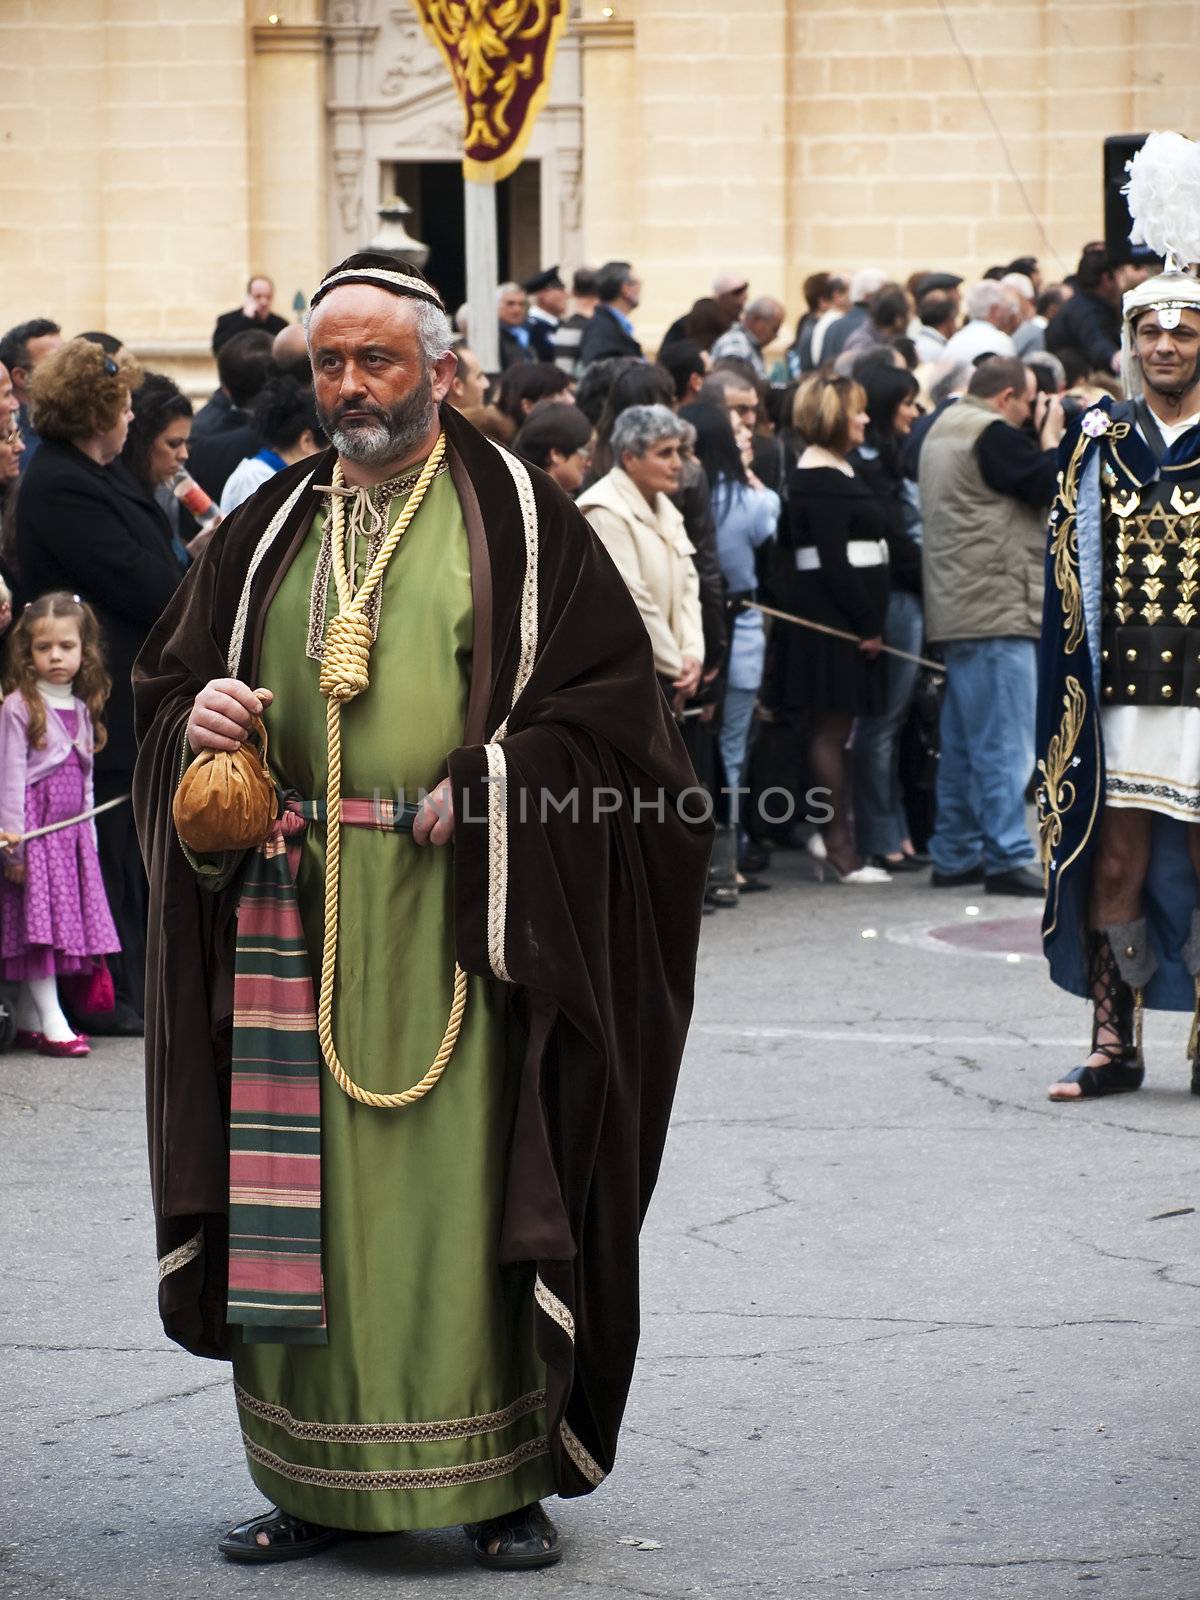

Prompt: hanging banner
xmin=409 ymin=0 xmax=569 ymax=184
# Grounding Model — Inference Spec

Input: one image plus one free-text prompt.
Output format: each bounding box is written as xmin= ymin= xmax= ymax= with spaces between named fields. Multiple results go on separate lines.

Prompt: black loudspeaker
xmin=1104 ymin=134 xmax=1158 ymax=264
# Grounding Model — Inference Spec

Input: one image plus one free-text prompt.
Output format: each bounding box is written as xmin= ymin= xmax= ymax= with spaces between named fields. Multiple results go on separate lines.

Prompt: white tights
xmin=17 ymin=976 xmax=75 ymax=1043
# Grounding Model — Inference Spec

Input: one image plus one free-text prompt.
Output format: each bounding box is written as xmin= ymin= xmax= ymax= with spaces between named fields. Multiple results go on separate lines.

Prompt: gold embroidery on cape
xmin=235 ymin=1383 xmax=546 ymax=1445
xmin=242 ymin=1431 xmax=549 ymax=1492
xmin=1035 ymin=675 xmax=1086 ymax=872
xmin=560 ymin=1420 xmax=606 ymax=1486
xmin=1049 ymin=433 xmax=1088 ymax=654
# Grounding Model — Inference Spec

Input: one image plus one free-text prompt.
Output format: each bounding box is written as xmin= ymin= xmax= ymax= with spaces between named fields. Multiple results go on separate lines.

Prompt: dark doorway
xmin=391 ymin=160 xmax=541 ymax=314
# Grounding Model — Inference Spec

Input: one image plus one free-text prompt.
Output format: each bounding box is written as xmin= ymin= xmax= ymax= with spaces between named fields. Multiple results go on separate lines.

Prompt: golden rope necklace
xmin=317 ymin=431 xmax=468 ymax=1109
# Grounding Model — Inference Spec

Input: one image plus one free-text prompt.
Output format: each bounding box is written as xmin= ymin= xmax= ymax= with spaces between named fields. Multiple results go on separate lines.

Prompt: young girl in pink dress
xmin=0 ymin=593 xmax=120 ymax=1057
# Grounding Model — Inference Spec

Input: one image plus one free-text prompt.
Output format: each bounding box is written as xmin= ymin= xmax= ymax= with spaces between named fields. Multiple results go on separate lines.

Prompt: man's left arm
xmin=976 ymin=420 xmax=1058 ymax=510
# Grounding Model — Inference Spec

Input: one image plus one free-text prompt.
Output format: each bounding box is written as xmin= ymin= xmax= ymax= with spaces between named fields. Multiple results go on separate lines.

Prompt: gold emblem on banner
xmin=410 ymin=0 xmax=570 ymax=183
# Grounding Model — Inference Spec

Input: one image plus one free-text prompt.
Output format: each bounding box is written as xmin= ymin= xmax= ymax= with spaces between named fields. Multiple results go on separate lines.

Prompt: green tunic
xmin=230 ymin=467 xmax=554 ymax=1530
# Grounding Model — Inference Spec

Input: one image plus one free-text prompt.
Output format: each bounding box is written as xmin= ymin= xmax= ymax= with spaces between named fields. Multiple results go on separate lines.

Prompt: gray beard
xmin=320 ymin=373 xmax=435 ymax=467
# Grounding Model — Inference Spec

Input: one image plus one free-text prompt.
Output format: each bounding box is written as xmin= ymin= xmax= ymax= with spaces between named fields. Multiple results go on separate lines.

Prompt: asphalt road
xmin=5 ymin=850 xmax=1200 ymax=1599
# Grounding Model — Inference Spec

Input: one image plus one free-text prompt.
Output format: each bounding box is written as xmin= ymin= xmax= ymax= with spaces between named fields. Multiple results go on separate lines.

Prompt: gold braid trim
xmin=1047 ymin=430 xmax=1090 ymax=656
xmin=1035 ymin=675 xmax=1086 ymax=874
xmin=242 ymin=1431 xmax=549 ymax=1492
xmin=235 ymin=1383 xmax=546 ymax=1445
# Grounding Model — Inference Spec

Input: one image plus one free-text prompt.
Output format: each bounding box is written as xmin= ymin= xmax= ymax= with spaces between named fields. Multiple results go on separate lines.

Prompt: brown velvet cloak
xmin=133 ymin=403 xmax=712 ymax=1498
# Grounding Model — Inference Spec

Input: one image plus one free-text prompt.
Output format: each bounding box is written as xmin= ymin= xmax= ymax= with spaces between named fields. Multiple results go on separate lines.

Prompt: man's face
xmin=997 ymin=373 xmax=1036 ymax=429
xmin=449 ymin=347 xmax=489 ymax=410
xmin=12 ymin=332 xmax=62 ymax=401
xmin=725 ymin=384 xmax=758 ymax=430
xmin=1135 ymin=308 xmax=1200 ymax=400
xmin=747 ymin=307 xmax=783 ymax=346
xmin=619 ymin=273 xmax=641 ymax=311
xmin=498 ymin=289 xmax=527 ymax=327
xmin=537 ymin=286 xmax=568 ymax=318
xmin=309 ymin=285 xmax=455 ymax=466
xmin=249 ymin=278 xmax=274 ymax=317
xmin=990 ymin=291 xmax=1022 ymax=335
xmin=716 ymin=286 xmax=748 ymax=323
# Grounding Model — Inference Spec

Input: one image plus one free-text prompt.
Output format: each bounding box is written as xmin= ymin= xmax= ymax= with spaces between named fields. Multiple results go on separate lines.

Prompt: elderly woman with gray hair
xmin=577 ymin=404 xmax=704 ymax=712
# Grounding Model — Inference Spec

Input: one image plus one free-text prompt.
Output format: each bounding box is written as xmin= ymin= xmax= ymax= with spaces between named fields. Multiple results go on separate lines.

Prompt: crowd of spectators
xmin=0 ymin=237 xmax=1149 ymax=977
xmin=478 ymin=241 xmax=1147 ymax=904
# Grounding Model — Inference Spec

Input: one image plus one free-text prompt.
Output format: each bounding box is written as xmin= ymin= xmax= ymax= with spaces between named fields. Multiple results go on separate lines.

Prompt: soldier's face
xmin=1135 ymin=308 xmax=1200 ymax=398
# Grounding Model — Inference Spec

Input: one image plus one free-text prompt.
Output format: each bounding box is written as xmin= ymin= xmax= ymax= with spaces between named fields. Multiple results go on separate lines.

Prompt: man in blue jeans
xmin=919 ymin=356 xmax=1064 ymax=895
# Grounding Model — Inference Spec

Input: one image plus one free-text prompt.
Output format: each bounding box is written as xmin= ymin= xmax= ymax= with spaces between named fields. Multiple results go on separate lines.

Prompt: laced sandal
xmin=218 ymin=1507 xmax=340 ymax=1564
xmin=466 ymin=1502 xmax=562 ymax=1571
xmin=1049 ymin=932 xmax=1144 ymax=1101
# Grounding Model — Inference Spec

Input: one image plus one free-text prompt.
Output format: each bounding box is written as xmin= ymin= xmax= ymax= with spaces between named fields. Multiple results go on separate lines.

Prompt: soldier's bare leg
xmin=1049 ymin=806 xmax=1153 ymax=1098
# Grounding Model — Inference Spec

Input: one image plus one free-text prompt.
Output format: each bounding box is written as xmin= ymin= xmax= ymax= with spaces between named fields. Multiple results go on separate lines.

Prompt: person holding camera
xmin=918 ymin=355 xmax=1064 ymax=897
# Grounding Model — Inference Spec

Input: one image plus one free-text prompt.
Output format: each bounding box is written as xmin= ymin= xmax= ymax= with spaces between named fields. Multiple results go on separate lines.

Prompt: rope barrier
xmin=0 ymin=792 xmax=130 ymax=850
xmin=741 ymin=600 xmax=946 ymax=676
xmin=316 ymin=435 xmax=468 ymax=1111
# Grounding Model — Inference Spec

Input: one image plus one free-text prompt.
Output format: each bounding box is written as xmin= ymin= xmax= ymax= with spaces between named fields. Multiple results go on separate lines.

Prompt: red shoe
xmin=37 ymin=1033 xmax=90 ymax=1058
xmin=13 ymin=1029 xmax=42 ymax=1049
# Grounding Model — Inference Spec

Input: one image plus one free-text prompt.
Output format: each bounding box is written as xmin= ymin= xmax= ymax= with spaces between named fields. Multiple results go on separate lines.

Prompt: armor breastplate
xmin=1101 ymin=477 xmax=1200 ymax=707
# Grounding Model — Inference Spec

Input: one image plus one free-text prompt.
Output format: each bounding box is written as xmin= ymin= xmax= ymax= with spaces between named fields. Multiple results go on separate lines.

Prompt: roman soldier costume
xmin=1038 ymin=131 xmax=1200 ymax=1094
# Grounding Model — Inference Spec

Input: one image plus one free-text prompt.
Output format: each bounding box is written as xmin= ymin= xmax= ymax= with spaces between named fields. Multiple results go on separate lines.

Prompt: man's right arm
xmin=976 ymin=418 xmax=1060 ymax=511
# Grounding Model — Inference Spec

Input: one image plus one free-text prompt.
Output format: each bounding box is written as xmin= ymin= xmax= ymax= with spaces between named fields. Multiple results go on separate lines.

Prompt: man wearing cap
xmin=660 ymin=273 xmax=748 ymax=352
xmin=1040 ymin=138 xmax=1200 ymax=1101
xmin=134 ymin=251 xmax=709 ymax=1567
xmin=522 ymin=266 xmax=568 ymax=363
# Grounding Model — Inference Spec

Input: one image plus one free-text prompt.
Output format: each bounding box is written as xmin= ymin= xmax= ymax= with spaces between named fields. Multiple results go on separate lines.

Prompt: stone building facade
xmin=1 ymin=0 xmax=1196 ymax=386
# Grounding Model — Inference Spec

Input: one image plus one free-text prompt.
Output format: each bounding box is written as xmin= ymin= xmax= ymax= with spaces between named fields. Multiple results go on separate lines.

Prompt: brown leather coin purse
xmin=173 ymin=716 xmax=278 ymax=854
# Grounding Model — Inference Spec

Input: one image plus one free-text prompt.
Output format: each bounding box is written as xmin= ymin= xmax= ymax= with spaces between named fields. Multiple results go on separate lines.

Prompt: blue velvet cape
xmin=1037 ymin=396 xmax=1200 ymax=1011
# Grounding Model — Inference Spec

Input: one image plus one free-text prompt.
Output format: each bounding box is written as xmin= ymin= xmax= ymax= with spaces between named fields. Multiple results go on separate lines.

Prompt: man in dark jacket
xmin=187 ymin=330 xmax=273 ymax=499
xmin=211 ymin=275 xmax=288 ymax=355
xmin=1046 ymin=249 xmax=1123 ymax=375
xmin=578 ymin=261 xmax=644 ymax=367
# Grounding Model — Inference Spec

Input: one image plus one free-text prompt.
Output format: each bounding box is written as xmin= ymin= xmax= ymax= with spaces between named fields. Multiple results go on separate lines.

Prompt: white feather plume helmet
xmin=1123 ymin=131 xmax=1200 ymax=269
xmin=1119 ymin=131 xmax=1200 ymax=397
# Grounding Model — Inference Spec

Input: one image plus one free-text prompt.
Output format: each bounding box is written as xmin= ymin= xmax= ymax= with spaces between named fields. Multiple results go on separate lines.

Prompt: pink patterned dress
xmin=0 ymin=705 xmax=120 ymax=981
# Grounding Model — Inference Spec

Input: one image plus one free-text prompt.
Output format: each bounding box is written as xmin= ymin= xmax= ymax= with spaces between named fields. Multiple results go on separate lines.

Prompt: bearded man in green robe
xmin=133 ymin=254 xmax=710 ymax=1571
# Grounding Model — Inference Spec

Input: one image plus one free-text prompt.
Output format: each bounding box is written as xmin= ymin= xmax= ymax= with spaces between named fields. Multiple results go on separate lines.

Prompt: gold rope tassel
xmin=317 ymin=432 xmax=468 ymax=1109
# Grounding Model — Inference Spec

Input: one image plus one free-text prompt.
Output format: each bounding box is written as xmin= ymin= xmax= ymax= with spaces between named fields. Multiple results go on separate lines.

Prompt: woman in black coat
xmin=774 ymin=374 xmax=890 ymax=884
xmin=13 ymin=340 xmax=183 ymax=1030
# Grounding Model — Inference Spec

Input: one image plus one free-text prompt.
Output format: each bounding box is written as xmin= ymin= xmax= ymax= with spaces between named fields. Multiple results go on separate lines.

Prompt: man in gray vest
xmin=919 ymin=356 xmax=1064 ymax=894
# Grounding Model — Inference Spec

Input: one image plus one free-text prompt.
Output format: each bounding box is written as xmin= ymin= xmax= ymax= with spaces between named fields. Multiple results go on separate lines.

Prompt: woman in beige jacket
xmin=577 ymin=404 xmax=704 ymax=712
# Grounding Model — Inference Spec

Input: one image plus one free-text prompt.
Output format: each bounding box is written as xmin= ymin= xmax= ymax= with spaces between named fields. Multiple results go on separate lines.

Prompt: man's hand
xmin=859 ymin=635 xmax=884 ymax=659
xmin=1036 ymin=392 xmax=1066 ymax=450
xmin=673 ymin=655 xmax=702 ymax=710
xmin=187 ymin=680 xmax=274 ymax=754
xmin=412 ymin=778 xmax=455 ymax=847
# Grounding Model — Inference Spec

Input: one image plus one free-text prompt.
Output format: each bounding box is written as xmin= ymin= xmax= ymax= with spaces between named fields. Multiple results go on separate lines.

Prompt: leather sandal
xmin=1048 ymin=1058 xmax=1145 ymax=1099
xmin=218 ymin=1507 xmax=340 ymax=1564
xmin=1049 ymin=931 xmax=1145 ymax=1101
xmin=466 ymin=1502 xmax=562 ymax=1571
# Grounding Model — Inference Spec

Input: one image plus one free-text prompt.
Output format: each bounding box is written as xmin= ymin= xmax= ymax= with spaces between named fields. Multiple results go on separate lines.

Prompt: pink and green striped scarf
xmin=226 ymin=797 xmax=419 ymax=1344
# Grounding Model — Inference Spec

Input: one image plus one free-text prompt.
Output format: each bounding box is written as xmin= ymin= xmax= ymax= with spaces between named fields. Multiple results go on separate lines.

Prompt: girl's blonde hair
xmin=4 ymin=592 xmax=110 ymax=752
xmin=792 ymin=374 xmax=867 ymax=457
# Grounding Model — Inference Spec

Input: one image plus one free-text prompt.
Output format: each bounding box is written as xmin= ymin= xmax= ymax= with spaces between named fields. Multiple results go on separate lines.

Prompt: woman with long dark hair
xmin=849 ymin=364 xmax=924 ymax=872
xmin=680 ymin=401 xmax=778 ymax=862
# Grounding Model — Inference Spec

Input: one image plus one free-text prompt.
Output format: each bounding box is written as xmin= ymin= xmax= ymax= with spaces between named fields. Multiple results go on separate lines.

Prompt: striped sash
xmin=226 ymin=796 xmax=420 ymax=1343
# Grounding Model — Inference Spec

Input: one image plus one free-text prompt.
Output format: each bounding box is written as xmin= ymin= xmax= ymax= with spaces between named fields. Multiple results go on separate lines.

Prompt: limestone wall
xmin=579 ymin=0 xmax=1200 ymax=348
xmin=0 ymin=0 xmax=325 ymax=393
xmin=1 ymin=0 xmax=1197 ymax=374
